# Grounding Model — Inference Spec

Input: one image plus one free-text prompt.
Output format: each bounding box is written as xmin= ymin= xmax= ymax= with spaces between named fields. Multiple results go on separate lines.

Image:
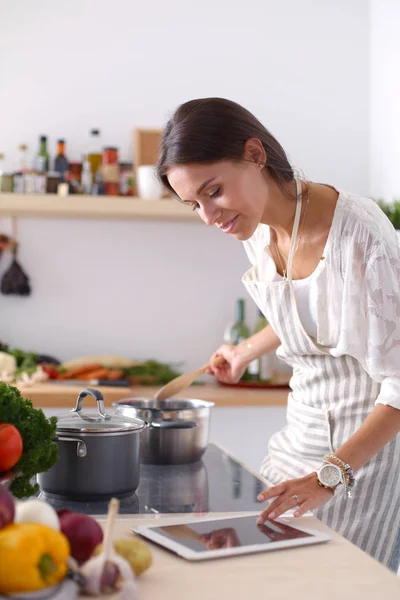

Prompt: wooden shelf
xmin=0 ymin=193 xmax=199 ymax=222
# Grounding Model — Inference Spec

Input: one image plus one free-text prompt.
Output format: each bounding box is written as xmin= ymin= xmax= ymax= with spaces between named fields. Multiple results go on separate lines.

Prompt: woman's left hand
xmin=256 ymin=472 xmax=334 ymax=523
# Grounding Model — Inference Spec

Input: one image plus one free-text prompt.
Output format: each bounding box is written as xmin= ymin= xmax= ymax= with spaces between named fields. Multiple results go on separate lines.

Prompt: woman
xmin=156 ymin=97 xmax=400 ymax=570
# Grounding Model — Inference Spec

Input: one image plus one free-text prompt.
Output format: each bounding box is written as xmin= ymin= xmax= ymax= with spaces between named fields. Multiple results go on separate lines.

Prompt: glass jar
xmin=46 ymin=171 xmax=62 ymax=194
xmin=102 ymin=147 xmax=120 ymax=195
xmin=68 ymin=162 xmax=82 ymax=194
xmin=119 ymin=162 xmax=134 ymax=196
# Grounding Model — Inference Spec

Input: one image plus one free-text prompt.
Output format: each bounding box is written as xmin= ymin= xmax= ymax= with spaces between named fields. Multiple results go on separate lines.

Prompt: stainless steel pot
xmin=38 ymin=388 xmax=146 ymax=499
xmin=112 ymin=397 xmax=215 ymax=464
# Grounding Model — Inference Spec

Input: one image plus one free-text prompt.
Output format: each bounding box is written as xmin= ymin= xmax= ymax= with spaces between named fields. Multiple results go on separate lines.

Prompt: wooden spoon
xmin=154 ymin=356 xmax=225 ymax=401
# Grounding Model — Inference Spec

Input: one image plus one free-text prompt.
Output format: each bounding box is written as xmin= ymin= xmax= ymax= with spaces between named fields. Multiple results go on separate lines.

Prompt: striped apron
xmin=242 ymin=180 xmax=400 ymax=568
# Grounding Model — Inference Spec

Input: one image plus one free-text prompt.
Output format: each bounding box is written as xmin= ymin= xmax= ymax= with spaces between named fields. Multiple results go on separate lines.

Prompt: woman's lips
xmin=220 ymin=215 xmax=239 ymax=234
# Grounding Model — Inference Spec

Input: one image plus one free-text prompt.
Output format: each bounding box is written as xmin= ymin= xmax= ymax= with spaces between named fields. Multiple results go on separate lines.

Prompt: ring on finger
xmin=292 ymin=494 xmax=300 ymax=506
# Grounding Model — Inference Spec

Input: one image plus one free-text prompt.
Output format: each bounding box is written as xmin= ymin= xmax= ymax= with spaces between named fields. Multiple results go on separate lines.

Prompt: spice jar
xmin=119 ymin=162 xmax=134 ymax=196
xmin=46 ymin=171 xmax=62 ymax=194
xmin=102 ymin=147 xmax=120 ymax=195
xmin=67 ymin=162 xmax=82 ymax=194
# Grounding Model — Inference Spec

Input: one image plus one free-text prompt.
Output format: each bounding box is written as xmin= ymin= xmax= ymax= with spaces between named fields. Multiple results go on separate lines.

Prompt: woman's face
xmin=167 ymin=159 xmax=270 ymax=241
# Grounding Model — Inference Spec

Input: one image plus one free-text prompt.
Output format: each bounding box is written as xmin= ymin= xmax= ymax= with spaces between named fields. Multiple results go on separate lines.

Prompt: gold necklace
xmin=274 ymin=189 xmax=310 ymax=279
xmin=274 ymin=240 xmax=288 ymax=279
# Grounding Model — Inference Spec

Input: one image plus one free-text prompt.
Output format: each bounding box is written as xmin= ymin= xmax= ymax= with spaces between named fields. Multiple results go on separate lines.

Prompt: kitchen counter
xmin=21 ymin=443 xmax=400 ymax=597
xmin=101 ymin=513 xmax=400 ymax=600
xmin=18 ymin=379 xmax=290 ymax=408
xmin=37 ymin=443 xmax=268 ymax=516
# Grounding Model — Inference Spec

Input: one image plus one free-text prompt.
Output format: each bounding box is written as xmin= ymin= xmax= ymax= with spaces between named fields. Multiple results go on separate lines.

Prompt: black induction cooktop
xmin=37 ymin=443 xmax=268 ymax=516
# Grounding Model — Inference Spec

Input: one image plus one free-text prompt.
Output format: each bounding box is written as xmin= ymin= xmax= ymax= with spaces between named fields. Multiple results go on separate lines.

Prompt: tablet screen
xmin=149 ymin=515 xmax=313 ymax=553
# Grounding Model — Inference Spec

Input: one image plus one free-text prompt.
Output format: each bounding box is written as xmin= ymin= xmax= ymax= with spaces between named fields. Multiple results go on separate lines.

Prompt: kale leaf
xmin=0 ymin=382 xmax=59 ymax=498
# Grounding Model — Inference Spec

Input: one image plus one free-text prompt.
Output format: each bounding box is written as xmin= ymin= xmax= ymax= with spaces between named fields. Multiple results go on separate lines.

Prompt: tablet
xmin=133 ymin=514 xmax=331 ymax=561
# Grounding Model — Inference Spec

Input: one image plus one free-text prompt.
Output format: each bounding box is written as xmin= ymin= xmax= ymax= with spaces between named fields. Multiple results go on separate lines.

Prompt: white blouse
xmin=243 ymin=188 xmax=400 ymax=410
xmin=271 ymin=271 xmax=318 ymax=338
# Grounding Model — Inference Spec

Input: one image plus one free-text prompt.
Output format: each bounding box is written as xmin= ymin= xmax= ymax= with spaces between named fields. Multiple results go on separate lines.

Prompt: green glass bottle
xmin=224 ymin=299 xmax=251 ymax=381
xmin=227 ymin=299 xmax=250 ymax=345
xmin=36 ymin=135 xmax=50 ymax=173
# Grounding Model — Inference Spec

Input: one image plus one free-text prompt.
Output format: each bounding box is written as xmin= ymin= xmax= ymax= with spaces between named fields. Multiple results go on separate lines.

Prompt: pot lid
xmin=56 ymin=388 xmax=146 ymax=434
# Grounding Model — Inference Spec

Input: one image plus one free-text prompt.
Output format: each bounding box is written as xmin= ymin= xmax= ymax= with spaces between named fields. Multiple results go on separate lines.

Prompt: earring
xmin=259 ymin=163 xmax=265 ymax=169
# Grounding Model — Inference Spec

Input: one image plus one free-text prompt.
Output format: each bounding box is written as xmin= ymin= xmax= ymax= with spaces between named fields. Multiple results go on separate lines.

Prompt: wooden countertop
xmin=19 ymin=380 xmax=289 ymax=409
xmin=97 ymin=513 xmax=400 ymax=599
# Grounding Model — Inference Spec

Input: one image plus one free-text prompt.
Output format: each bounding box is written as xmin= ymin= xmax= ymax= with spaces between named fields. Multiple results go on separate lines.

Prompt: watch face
xmin=320 ymin=464 xmax=341 ymax=487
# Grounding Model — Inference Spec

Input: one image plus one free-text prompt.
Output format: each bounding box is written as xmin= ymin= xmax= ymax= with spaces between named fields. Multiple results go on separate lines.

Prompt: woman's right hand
xmin=207 ymin=344 xmax=249 ymax=384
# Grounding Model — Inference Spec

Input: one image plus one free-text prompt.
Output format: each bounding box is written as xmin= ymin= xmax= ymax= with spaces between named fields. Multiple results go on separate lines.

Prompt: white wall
xmin=369 ymin=0 xmax=400 ymax=201
xmin=0 ymin=0 xmax=370 ymax=368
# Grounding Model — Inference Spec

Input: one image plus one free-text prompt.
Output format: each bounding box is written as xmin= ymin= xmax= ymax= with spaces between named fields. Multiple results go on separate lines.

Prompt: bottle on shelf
xmin=13 ymin=145 xmax=28 ymax=193
xmin=248 ymin=309 xmax=275 ymax=382
xmin=67 ymin=162 xmax=83 ymax=194
xmin=18 ymin=144 xmax=29 ymax=173
xmin=119 ymin=162 xmax=134 ymax=196
xmin=224 ymin=299 xmax=250 ymax=345
xmin=87 ymin=129 xmax=102 ymax=179
xmin=35 ymin=135 xmax=49 ymax=173
xmin=0 ymin=154 xmax=14 ymax=192
xmin=224 ymin=299 xmax=251 ymax=381
xmin=46 ymin=171 xmax=62 ymax=194
xmin=54 ymin=139 xmax=69 ymax=181
xmin=0 ymin=153 xmax=5 ymax=191
xmin=91 ymin=169 xmax=105 ymax=195
xmin=81 ymin=155 xmax=93 ymax=195
xmin=102 ymin=147 xmax=120 ymax=195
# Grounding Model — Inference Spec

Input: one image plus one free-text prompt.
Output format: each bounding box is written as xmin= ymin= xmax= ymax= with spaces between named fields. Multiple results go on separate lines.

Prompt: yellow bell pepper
xmin=0 ymin=523 xmax=70 ymax=594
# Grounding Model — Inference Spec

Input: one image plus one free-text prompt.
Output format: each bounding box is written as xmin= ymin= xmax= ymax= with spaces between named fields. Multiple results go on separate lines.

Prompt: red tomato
xmin=40 ymin=363 xmax=60 ymax=379
xmin=0 ymin=424 xmax=23 ymax=472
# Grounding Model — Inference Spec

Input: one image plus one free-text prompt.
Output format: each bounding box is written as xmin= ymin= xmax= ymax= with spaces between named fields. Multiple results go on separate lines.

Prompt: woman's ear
xmin=243 ymin=138 xmax=267 ymax=167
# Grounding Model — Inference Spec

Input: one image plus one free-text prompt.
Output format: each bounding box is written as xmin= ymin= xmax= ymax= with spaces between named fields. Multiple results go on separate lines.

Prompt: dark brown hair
xmin=156 ymin=97 xmax=294 ymax=195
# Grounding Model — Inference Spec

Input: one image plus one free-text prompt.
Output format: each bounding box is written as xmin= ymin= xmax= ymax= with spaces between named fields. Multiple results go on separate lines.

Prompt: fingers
xmin=207 ymin=345 xmax=247 ymax=383
xmin=257 ymin=483 xmax=286 ymax=503
xmin=207 ymin=350 xmax=229 ymax=376
xmin=211 ymin=355 xmax=226 ymax=368
xmin=256 ymin=474 xmax=334 ymax=524
xmin=257 ymin=495 xmax=299 ymax=523
xmin=293 ymin=499 xmax=314 ymax=518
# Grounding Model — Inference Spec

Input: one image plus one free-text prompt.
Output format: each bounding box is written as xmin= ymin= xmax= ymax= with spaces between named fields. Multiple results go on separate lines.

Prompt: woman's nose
xmin=201 ymin=203 xmax=221 ymax=227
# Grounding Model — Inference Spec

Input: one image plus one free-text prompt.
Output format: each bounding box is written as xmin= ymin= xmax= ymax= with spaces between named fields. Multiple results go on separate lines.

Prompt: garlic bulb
xmin=80 ymin=498 xmax=138 ymax=597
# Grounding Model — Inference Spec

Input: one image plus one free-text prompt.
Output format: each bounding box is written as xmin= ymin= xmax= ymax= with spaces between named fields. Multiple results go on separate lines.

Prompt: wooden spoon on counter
xmin=154 ymin=356 xmax=225 ymax=402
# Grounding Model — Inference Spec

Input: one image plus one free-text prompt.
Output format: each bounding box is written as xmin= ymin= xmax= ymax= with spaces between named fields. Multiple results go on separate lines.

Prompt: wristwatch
xmin=315 ymin=462 xmax=343 ymax=490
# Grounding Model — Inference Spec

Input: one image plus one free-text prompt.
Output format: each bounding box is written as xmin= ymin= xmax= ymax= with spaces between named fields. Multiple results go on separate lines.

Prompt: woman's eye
xmin=209 ymin=187 xmax=221 ymax=199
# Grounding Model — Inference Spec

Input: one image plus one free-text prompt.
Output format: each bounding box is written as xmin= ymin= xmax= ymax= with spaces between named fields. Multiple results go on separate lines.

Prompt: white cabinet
xmin=210 ymin=407 xmax=287 ymax=472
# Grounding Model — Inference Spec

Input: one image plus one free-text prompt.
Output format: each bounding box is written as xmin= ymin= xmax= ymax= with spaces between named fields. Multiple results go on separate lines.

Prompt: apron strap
xmin=286 ymin=178 xmax=302 ymax=282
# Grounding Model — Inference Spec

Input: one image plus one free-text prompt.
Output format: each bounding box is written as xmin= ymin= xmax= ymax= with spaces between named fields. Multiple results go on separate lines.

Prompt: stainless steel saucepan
xmin=113 ymin=397 xmax=215 ymax=464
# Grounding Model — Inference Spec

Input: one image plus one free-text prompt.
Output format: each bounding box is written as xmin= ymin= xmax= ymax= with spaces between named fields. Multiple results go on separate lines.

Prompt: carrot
xmin=107 ymin=369 xmax=123 ymax=380
xmin=58 ymin=364 xmax=103 ymax=380
xmin=78 ymin=368 xmax=110 ymax=381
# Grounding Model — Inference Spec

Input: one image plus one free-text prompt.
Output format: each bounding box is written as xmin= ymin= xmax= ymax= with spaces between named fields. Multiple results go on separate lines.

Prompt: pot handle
xmin=149 ymin=421 xmax=197 ymax=430
xmin=71 ymin=387 xmax=110 ymax=421
xmin=56 ymin=436 xmax=87 ymax=457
